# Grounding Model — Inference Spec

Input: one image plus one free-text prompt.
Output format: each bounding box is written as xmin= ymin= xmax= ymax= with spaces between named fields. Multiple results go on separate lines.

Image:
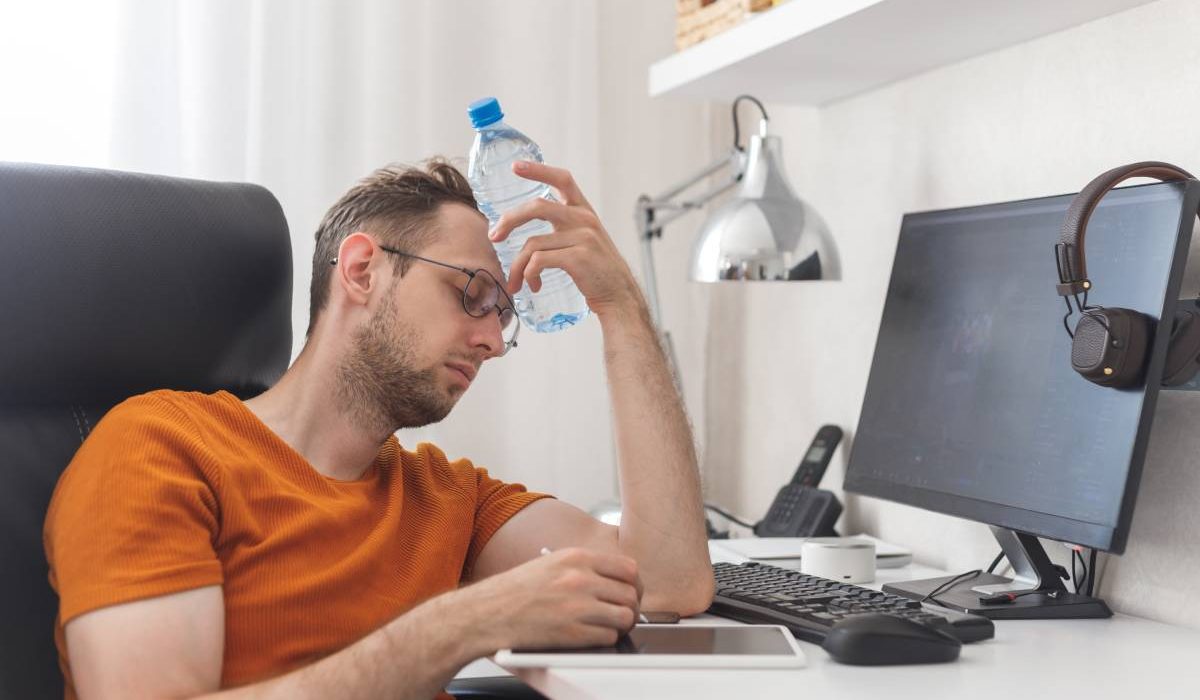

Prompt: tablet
xmin=494 ymin=624 xmax=806 ymax=669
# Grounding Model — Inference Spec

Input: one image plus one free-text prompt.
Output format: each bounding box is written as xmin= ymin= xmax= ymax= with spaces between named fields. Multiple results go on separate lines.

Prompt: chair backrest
xmin=0 ymin=162 xmax=293 ymax=697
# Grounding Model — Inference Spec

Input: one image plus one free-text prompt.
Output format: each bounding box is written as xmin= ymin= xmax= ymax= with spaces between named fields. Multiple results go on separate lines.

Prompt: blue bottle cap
xmin=468 ymin=97 xmax=504 ymax=129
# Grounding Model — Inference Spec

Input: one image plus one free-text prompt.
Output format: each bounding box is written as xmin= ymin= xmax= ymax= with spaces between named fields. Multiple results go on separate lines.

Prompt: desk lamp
xmin=590 ymin=95 xmax=841 ymax=526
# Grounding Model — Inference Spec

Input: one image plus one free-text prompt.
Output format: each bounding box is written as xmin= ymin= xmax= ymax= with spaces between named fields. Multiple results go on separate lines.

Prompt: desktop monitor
xmin=843 ymin=180 xmax=1198 ymax=618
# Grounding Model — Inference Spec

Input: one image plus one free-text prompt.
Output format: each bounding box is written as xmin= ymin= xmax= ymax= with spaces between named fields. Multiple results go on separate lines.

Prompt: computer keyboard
xmin=709 ymin=561 xmax=994 ymax=652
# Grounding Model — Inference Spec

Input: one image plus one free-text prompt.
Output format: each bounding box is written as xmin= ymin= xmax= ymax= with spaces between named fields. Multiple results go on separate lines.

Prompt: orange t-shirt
xmin=44 ymin=389 xmax=550 ymax=698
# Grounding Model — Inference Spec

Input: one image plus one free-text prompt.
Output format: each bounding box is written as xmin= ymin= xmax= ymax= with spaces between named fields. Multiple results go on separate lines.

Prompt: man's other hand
xmin=470 ymin=546 xmax=642 ymax=651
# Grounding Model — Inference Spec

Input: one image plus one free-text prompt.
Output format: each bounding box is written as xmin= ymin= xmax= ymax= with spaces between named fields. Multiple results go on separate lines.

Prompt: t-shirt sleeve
xmin=462 ymin=466 xmax=553 ymax=579
xmin=44 ymin=395 xmax=224 ymax=625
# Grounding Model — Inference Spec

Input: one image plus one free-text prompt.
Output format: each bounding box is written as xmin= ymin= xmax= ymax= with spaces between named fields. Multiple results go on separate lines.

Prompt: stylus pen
xmin=540 ymin=547 xmax=649 ymax=623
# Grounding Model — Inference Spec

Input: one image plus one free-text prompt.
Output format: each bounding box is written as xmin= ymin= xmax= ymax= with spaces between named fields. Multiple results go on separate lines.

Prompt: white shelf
xmin=649 ymin=0 xmax=1161 ymax=105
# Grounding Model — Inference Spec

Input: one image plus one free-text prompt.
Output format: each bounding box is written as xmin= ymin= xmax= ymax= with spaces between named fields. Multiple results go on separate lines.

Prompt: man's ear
xmin=333 ymin=232 xmax=387 ymax=308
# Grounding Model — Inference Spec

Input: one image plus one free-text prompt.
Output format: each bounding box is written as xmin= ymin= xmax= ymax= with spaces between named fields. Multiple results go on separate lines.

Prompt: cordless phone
xmin=754 ymin=425 xmax=844 ymax=538
xmin=790 ymin=425 xmax=843 ymax=487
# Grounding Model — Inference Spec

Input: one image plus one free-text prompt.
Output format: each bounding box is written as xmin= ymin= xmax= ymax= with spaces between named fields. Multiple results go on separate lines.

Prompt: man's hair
xmin=308 ymin=158 xmax=480 ymax=336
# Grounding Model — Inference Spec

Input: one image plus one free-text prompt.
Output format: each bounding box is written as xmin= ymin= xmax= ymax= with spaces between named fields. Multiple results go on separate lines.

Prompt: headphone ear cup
xmin=1161 ymin=310 xmax=1200 ymax=386
xmin=1071 ymin=308 xmax=1150 ymax=387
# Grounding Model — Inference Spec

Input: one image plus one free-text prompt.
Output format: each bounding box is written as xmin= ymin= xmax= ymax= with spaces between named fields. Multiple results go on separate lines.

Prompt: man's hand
xmin=469 ymin=546 xmax=642 ymax=651
xmin=488 ymin=161 xmax=642 ymax=319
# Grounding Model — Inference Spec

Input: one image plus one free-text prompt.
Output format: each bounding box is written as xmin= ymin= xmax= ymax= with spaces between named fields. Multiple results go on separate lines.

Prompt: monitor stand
xmin=882 ymin=527 xmax=1112 ymax=619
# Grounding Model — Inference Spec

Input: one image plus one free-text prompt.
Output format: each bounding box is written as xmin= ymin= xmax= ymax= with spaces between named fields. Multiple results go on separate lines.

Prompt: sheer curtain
xmin=0 ymin=2 xmax=120 ymax=168
xmin=2 ymin=0 xmax=621 ymax=506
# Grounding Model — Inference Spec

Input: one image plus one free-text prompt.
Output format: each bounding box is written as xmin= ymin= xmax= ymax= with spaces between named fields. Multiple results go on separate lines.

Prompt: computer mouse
xmin=821 ymin=613 xmax=962 ymax=665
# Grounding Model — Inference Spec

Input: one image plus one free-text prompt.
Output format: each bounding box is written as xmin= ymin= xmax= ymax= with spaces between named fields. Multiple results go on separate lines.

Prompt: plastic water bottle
xmin=466 ymin=97 xmax=589 ymax=333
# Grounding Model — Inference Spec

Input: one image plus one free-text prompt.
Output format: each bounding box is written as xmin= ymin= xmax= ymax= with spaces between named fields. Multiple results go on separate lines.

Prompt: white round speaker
xmin=800 ymin=538 xmax=876 ymax=583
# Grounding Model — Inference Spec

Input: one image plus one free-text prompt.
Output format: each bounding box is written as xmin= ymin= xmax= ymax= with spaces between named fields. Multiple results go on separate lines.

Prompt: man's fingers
xmin=589 ymin=576 xmax=641 ymax=612
xmin=581 ymin=550 xmax=640 ymax=587
xmin=506 ymin=234 xmax=586 ymax=294
xmin=489 ymin=197 xmax=573 ymax=244
xmin=520 ymin=249 xmax=581 ymax=294
xmin=512 ymin=161 xmax=589 ymax=208
xmin=580 ymin=601 xmax=638 ymax=633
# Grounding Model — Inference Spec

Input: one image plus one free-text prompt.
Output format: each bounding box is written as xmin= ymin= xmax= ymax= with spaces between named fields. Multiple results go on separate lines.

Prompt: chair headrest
xmin=0 ymin=162 xmax=293 ymax=405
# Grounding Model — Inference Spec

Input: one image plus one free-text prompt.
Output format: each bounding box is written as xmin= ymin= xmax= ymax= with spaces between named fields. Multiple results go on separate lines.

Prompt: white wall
xmin=702 ymin=0 xmax=1200 ymax=627
xmin=596 ymin=0 xmax=717 ymax=499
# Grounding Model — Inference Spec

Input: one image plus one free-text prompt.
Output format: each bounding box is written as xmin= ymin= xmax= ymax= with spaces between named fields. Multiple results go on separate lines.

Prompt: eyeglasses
xmin=330 ymin=245 xmax=519 ymax=355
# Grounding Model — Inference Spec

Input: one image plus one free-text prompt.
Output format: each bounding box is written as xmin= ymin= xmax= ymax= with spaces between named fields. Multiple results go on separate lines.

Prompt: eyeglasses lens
xmin=465 ymin=271 xmax=517 ymax=344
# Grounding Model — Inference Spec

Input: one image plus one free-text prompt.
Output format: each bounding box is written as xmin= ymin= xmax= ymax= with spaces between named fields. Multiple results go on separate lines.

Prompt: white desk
xmin=472 ymin=544 xmax=1200 ymax=699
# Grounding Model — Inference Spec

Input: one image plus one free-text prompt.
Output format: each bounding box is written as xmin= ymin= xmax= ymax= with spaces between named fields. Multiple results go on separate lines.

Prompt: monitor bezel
xmin=843 ymin=181 xmax=1199 ymax=554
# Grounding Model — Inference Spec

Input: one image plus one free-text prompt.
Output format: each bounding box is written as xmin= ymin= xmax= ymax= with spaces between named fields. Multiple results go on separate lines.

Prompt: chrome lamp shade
xmin=690 ymin=133 xmax=840 ymax=282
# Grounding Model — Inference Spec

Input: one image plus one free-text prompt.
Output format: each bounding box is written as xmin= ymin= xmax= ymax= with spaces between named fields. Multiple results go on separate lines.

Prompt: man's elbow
xmin=646 ymin=570 xmax=715 ymax=618
xmin=678 ymin=572 xmax=716 ymax=617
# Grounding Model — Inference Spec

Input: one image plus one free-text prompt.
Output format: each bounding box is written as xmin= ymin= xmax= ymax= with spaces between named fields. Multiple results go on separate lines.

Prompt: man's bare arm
xmin=597 ymin=300 xmax=714 ymax=614
xmin=67 ymin=548 xmax=640 ymax=700
xmin=487 ymin=161 xmax=714 ymax=615
xmin=68 ymin=585 xmax=479 ymax=700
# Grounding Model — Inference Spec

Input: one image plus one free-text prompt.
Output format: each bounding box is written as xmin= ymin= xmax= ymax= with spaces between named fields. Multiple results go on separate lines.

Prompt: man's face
xmin=338 ymin=203 xmax=507 ymax=430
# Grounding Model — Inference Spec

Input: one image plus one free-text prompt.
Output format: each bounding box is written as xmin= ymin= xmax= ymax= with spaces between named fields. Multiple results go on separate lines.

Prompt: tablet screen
xmin=520 ymin=626 xmax=796 ymax=655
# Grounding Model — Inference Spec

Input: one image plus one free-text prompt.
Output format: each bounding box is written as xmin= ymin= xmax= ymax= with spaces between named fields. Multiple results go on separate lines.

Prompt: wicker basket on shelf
xmin=675 ymin=0 xmax=777 ymax=51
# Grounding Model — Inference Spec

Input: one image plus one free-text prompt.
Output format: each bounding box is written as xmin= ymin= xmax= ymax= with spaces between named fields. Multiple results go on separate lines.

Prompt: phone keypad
xmin=768 ymin=487 xmax=804 ymax=522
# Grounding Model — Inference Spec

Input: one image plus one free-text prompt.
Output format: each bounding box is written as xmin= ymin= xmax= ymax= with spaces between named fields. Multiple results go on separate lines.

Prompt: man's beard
xmin=336 ymin=293 xmax=459 ymax=433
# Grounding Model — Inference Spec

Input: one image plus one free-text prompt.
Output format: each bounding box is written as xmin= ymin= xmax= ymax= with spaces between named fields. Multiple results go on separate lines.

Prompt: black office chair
xmin=0 ymin=161 xmax=293 ymax=697
xmin=0 ymin=161 xmax=543 ymax=700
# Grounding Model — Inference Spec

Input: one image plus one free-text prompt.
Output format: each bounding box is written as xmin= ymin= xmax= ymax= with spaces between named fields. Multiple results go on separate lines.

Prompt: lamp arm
xmin=635 ymin=148 xmax=743 ymax=329
xmin=638 ymin=209 xmax=667 ymax=329
xmin=646 ymin=176 xmax=741 ymax=232
xmin=649 ymin=149 xmax=741 ymax=206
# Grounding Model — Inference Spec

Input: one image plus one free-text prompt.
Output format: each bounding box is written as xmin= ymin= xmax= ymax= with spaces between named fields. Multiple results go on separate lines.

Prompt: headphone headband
xmin=1056 ymin=161 xmax=1194 ymax=296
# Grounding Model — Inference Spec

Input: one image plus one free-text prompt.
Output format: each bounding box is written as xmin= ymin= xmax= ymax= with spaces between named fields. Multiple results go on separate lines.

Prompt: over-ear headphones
xmin=1055 ymin=161 xmax=1200 ymax=389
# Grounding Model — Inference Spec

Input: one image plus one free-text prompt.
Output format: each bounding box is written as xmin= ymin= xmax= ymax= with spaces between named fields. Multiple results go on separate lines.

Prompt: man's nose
xmin=472 ymin=311 xmax=505 ymax=359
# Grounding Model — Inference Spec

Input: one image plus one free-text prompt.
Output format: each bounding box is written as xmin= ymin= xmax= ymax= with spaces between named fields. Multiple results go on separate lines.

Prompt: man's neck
xmin=243 ymin=343 xmax=393 ymax=482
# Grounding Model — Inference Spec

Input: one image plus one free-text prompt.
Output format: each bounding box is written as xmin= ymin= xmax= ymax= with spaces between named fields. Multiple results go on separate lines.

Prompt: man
xmin=44 ymin=158 xmax=713 ymax=699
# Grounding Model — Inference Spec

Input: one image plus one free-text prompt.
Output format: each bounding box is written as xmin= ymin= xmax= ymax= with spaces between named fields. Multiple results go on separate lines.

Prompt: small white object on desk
xmin=710 ymin=534 xmax=912 ymax=569
xmin=800 ymin=537 xmax=875 ymax=583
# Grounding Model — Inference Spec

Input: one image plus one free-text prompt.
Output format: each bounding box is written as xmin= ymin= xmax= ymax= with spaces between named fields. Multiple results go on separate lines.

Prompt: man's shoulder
xmin=105 ymin=388 xmax=239 ymax=425
xmin=84 ymin=389 xmax=245 ymax=459
xmin=51 ymin=391 xmax=233 ymax=528
xmin=397 ymin=442 xmax=537 ymax=499
xmin=405 ymin=441 xmax=469 ymax=472
xmin=399 ymin=441 xmax=488 ymax=487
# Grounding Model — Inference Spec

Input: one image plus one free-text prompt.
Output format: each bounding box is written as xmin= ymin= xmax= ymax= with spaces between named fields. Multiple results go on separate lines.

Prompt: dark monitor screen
xmin=844 ymin=182 xmax=1196 ymax=553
